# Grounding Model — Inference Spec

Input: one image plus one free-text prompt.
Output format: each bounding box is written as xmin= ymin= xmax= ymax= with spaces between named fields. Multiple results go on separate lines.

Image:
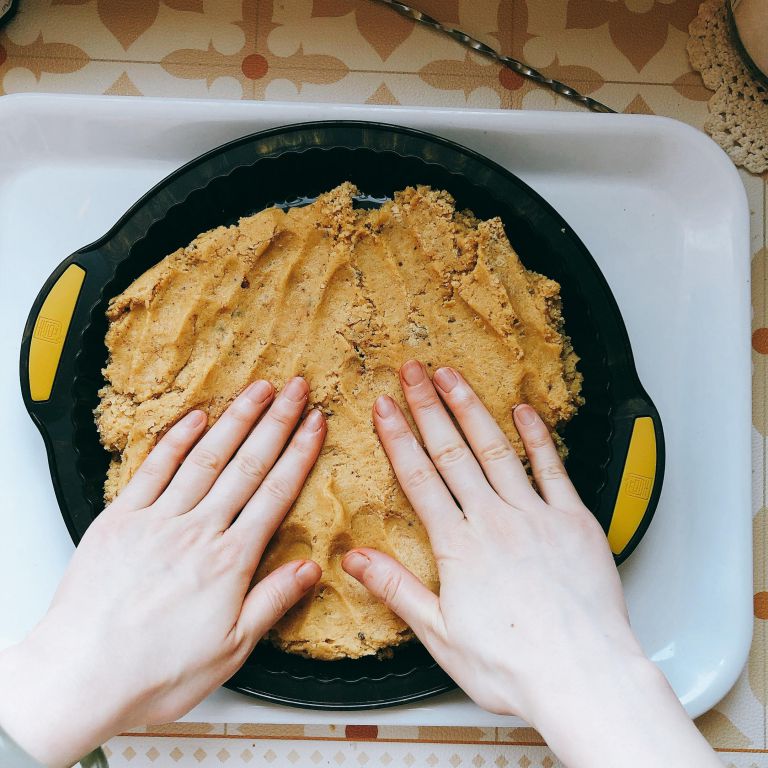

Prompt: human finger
xmin=229 ymin=409 xmax=326 ymax=561
xmin=513 ymin=404 xmax=580 ymax=509
xmin=112 ymin=409 xmax=208 ymax=512
xmin=159 ymin=380 xmax=276 ymax=513
xmin=237 ymin=560 xmax=321 ymax=644
xmin=432 ymin=367 xmax=536 ymax=507
xmin=342 ymin=548 xmax=445 ymax=646
xmin=198 ymin=378 xmax=313 ymax=529
xmin=373 ymin=394 xmax=462 ymax=539
xmin=399 ymin=360 xmax=492 ymax=509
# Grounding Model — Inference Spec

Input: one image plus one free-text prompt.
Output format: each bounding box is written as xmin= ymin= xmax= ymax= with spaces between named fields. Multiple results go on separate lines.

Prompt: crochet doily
xmin=688 ymin=0 xmax=768 ymax=174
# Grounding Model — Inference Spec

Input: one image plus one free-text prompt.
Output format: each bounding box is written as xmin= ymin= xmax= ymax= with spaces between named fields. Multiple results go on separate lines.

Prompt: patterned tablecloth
xmin=1 ymin=1 xmax=766 ymax=766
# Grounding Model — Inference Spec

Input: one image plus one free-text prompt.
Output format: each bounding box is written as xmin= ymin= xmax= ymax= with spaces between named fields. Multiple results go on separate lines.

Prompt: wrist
xmin=526 ymin=649 xmax=720 ymax=768
xmin=0 ymin=639 xmax=62 ymax=767
xmin=0 ymin=623 xmax=120 ymax=768
xmin=523 ymin=639 xmax=656 ymax=725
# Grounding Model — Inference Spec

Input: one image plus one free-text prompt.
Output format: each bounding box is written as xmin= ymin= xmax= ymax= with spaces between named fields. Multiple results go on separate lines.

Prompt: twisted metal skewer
xmin=372 ymin=0 xmax=617 ymax=114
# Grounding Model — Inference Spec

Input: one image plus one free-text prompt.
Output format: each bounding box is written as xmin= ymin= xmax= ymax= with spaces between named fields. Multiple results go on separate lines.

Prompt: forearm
xmin=528 ymin=653 xmax=722 ymax=768
xmin=0 ymin=626 xmax=118 ymax=768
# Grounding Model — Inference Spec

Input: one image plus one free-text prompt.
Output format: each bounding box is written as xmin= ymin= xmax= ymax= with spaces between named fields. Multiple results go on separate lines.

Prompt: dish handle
xmin=20 ymin=253 xmax=110 ymax=542
xmin=24 ymin=264 xmax=87 ymax=404
xmin=604 ymin=407 xmax=665 ymax=564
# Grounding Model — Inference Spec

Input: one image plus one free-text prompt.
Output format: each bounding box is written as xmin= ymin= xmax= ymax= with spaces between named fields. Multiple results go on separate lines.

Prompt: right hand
xmin=343 ymin=359 xmax=638 ymax=718
xmin=343 ymin=361 xmax=721 ymax=768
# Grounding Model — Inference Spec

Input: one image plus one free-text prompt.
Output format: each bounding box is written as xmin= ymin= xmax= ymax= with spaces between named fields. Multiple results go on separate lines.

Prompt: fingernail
xmin=304 ymin=409 xmax=324 ymax=432
xmin=401 ymin=360 xmax=425 ymax=386
xmin=296 ymin=561 xmax=320 ymax=589
xmin=374 ymin=395 xmax=396 ymax=418
xmin=343 ymin=551 xmax=370 ymax=572
xmin=245 ymin=380 xmax=273 ymax=403
xmin=515 ymin=404 xmax=537 ymax=426
xmin=184 ymin=410 xmax=207 ymax=428
xmin=433 ymin=367 xmax=458 ymax=392
xmin=283 ymin=377 xmax=308 ymax=403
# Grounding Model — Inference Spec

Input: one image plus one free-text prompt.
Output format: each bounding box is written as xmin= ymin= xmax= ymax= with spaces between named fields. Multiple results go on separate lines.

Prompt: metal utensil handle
xmin=373 ymin=0 xmax=617 ymax=114
xmin=81 ymin=747 xmax=110 ymax=768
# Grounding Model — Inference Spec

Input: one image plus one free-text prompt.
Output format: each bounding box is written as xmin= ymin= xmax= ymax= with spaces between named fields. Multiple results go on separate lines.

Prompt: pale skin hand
xmin=0 ymin=377 xmax=326 ymax=768
xmin=343 ymin=360 xmax=723 ymax=768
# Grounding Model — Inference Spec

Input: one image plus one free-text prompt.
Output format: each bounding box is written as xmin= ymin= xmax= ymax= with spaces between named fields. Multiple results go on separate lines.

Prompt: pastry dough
xmin=96 ymin=183 xmax=582 ymax=659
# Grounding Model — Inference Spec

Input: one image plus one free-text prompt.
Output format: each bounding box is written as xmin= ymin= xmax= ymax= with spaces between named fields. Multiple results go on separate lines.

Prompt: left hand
xmin=0 ymin=377 xmax=325 ymax=768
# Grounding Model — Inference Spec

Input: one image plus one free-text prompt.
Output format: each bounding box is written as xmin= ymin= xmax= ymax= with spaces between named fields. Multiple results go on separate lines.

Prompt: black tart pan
xmin=20 ymin=121 xmax=664 ymax=709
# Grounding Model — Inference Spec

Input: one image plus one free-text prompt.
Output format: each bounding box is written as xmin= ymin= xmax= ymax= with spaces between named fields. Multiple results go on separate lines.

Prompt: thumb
xmin=342 ymin=548 xmax=444 ymax=644
xmin=239 ymin=560 xmax=321 ymax=643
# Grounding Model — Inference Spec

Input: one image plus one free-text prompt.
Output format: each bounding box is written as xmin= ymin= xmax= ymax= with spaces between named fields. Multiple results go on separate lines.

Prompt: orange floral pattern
xmin=565 ymin=0 xmax=701 ymax=71
xmin=51 ymin=0 xmax=207 ymax=50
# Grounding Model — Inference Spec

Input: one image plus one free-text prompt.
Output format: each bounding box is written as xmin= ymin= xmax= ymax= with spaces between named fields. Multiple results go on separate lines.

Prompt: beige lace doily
xmin=688 ymin=0 xmax=768 ymax=175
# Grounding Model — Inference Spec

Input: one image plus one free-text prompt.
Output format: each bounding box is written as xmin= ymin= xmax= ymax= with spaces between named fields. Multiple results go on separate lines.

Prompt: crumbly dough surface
xmin=96 ymin=183 xmax=582 ymax=660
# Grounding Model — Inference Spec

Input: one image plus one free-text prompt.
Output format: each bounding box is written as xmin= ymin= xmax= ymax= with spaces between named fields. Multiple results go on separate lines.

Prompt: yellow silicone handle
xmin=29 ymin=264 xmax=86 ymax=402
xmin=607 ymin=416 xmax=657 ymax=556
